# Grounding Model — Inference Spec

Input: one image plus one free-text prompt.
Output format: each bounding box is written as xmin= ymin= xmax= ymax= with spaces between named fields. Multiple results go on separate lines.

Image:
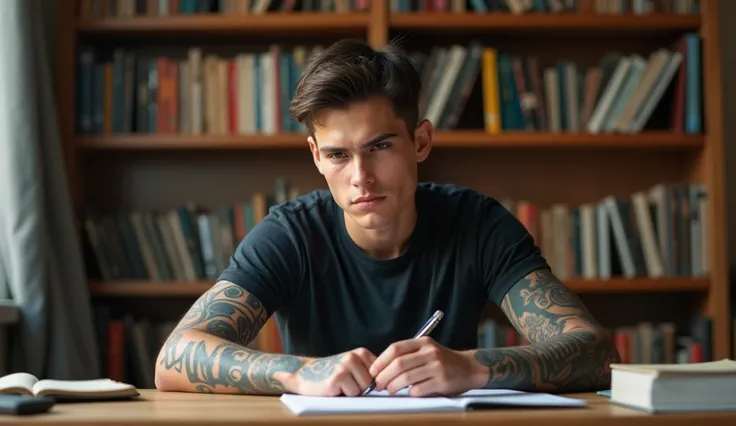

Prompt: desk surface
xmin=2 ymin=389 xmax=736 ymax=426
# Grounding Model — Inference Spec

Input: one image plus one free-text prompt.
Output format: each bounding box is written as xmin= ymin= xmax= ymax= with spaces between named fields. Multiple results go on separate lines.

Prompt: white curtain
xmin=0 ymin=0 xmax=99 ymax=379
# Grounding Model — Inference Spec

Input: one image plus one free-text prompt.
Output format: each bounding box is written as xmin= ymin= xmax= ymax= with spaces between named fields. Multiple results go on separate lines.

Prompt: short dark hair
xmin=290 ymin=39 xmax=421 ymax=138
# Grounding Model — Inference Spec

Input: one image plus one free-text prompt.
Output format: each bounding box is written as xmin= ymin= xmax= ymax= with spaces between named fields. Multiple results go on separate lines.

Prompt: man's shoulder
xmin=416 ymin=182 xmax=504 ymax=215
xmin=266 ymin=188 xmax=337 ymax=224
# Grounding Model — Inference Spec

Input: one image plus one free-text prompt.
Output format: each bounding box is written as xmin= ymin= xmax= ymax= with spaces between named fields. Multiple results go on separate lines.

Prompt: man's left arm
xmin=472 ymin=267 xmax=621 ymax=393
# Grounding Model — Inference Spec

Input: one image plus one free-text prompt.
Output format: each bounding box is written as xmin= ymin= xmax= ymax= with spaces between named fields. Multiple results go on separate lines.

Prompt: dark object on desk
xmin=0 ymin=394 xmax=55 ymax=415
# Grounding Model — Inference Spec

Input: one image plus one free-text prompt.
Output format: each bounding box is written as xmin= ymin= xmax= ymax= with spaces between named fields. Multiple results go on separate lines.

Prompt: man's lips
xmin=352 ymin=195 xmax=385 ymax=204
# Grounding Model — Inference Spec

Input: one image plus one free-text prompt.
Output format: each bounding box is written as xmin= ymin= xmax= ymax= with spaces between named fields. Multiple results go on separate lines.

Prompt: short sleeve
xmin=479 ymin=199 xmax=550 ymax=306
xmin=217 ymin=213 xmax=304 ymax=317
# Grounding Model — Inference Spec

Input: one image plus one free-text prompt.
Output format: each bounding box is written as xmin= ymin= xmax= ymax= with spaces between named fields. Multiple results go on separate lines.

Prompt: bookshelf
xmin=60 ymin=0 xmax=730 ymax=387
xmin=75 ymin=131 xmax=703 ymax=150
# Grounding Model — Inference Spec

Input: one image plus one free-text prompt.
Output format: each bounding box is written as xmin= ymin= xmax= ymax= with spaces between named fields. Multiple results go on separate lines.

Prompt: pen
xmin=361 ymin=310 xmax=444 ymax=396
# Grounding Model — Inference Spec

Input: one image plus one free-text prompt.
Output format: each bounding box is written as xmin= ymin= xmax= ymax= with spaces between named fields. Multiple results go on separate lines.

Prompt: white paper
xmin=457 ymin=389 xmax=589 ymax=408
xmin=280 ymin=388 xmax=588 ymax=416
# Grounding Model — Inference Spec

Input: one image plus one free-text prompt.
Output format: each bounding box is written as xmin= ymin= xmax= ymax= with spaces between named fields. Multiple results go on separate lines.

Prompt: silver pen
xmin=361 ymin=310 xmax=445 ymax=396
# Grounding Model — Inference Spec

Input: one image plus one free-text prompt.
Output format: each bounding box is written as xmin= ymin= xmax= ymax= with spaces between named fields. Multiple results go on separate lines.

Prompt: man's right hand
xmin=285 ymin=347 xmax=377 ymax=397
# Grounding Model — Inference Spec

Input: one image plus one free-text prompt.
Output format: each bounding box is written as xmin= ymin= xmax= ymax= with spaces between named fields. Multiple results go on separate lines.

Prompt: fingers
xmin=408 ymin=377 xmax=443 ymax=398
xmin=370 ymin=337 xmax=427 ymax=377
xmin=327 ymin=348 xmax=376 ymax=397
xmin=344 ymin=350 xmax=374 ymax=393
xmin=373 ymin=350 xmax=427 ymax=392
xmin=353 ymin=347 xmax=377 ymax=372
xmin=339 ymin=378 xmax=361 ymax=397
xmin=384 ymin=362 xmax=437 ymax=395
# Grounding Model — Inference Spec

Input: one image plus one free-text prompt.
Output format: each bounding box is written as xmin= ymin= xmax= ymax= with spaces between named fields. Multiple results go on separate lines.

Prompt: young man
xmin=154 ymin=39 xmax=620 ymax=398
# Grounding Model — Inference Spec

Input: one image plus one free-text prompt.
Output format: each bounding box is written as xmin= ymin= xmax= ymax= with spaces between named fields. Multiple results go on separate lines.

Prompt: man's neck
xmin=344 ymin=203 xmax=417 ymax=260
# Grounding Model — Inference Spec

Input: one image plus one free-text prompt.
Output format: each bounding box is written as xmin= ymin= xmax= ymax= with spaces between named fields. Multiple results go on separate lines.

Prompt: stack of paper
xmin=280 ymin=388 xmax=588 ymax=416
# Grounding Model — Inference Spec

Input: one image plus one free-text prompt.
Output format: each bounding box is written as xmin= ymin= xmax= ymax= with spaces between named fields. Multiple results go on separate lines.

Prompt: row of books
xmin=83 ymin=179 xmax=298 ymax=282
xmin=78 ymin=0 xmax=701 ymax=17
xmin=478 ymin=314 xmax=712 ymax=365
xmin=76 ymin=44 xmax=325 ymax=135
xmin=500 ymin=181 xmax=708 ymax=280
xmin=79 ymin=0 xmax=369 ymax=18
xmin=93 ymin=311 xmax=172 ymax=388
xmin=82 ymin=179 xmax=706 ymax=286
xmin=75 ymin=33 xmax=702 ymax=136
xmin=92 ymin=306 xmax=285 ymax=388
xmin=94 ymin=309 xmax=713 ymax=390
xmin=408 ymin=33 xmax=701 ymax=134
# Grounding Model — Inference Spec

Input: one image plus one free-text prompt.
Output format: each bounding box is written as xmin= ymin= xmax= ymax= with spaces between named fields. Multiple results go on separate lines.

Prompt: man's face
xmin=308 ymin=96 xmax=433 ymax=231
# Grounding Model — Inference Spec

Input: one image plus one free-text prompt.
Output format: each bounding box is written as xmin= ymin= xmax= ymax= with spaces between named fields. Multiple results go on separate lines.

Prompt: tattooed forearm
xmin=473 ymin=330 xmax=614 ymax=392
xmin=155 ymin=281 xmax=305 ymax=395
xmin=296 ymin=354 xmax=345 ymax=382
xmin=158 ymin=328 xmax=304 ymax=394
xmin=474 ymin=269 xmax=620 ymax=392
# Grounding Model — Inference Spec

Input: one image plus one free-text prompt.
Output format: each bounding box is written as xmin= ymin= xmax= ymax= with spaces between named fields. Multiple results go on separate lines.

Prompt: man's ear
xmin=413 ymin=119 xmax=434 ymax=162
xmin=307 ymin=136 xmax=324 ymax=175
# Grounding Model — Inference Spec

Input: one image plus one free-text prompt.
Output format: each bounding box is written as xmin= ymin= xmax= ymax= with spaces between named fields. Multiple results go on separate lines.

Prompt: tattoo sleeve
xmin=156 ymin=281 xmax=306 ymax=395
xmin=473 ymin=268 xmax=620 ymax=393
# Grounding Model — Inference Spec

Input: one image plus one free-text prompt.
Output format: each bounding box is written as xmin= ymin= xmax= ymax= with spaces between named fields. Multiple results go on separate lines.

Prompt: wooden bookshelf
xmin=389 ymin=12 xmax=702 ymax=33
xmin=60 ymin=0 xmax=731 ymax=380
xmin=75 ymin=132 xmax=704 ymax=151
xmin=89 ymin=277 xmax=711 ymax=298
xmin=76 ymin=12 xmax=370 ymax=36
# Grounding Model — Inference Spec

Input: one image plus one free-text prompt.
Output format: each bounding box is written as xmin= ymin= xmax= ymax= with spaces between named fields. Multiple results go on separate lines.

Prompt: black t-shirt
xmin=217 ymin=182 xmax=549 ymax=358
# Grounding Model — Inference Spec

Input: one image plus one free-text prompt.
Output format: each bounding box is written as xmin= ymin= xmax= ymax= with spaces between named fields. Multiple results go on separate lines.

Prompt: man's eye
xmin=328 ymin=152 xmax=345 ymax=159
xmin=373 ymin=142 xmax=390 ymax=150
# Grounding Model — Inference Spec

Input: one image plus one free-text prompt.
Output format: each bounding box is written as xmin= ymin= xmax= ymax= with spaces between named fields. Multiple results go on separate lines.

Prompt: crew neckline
xmin=335 ymin=189 xmax=425 ymax=271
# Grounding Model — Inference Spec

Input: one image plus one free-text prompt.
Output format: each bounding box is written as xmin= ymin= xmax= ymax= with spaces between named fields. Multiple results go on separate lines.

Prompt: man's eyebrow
xmin=360 ymin=133 xmax=397 ymax=149
xmin=319 ymin=133 xmax=397 ymax=154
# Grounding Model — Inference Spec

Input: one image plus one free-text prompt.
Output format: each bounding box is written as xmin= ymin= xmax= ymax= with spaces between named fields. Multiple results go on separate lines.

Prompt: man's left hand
xmin=368 ymin=336 xmax=487 ymax=397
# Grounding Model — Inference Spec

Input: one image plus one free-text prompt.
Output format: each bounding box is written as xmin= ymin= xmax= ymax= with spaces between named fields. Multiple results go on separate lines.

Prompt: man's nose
xmin=350 ymin=157 xmax=374 ymax=186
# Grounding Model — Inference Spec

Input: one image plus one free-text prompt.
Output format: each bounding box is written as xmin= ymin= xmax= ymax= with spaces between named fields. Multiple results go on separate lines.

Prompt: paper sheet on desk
xmin=280 ymin=388 xmax=588 ymax=416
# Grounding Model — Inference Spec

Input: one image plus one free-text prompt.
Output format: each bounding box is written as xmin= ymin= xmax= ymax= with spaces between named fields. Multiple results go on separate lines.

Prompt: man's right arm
xmin=154 ymin=280 xmax=375 ymax=396
xmin=154 ymin=280 xmax=304 ymax=394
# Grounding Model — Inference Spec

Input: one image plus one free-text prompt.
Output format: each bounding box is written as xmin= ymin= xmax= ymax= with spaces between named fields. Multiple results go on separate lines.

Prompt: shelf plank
xmin=74 ymin=132 xmax=703 ymax=150
xmin=564 ymin=278 xmax=710 ymax=293
xmin=432 ymin=131 xmax=704 ymax=149
xmin=89 ymin=278 xmax=709 ymax=297
xmin=90 ymin=282 xmax=213 ymax=297
xmin=76 ymin=134 xmax=308 ymax=150
xmin=390 ymin=12 xmax=701 ymax=33
xmin=75 ymin=12 xmax=370 ymax=35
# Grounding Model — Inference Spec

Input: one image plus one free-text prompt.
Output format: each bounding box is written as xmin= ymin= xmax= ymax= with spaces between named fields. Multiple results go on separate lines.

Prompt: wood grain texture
xmin=368 ymin=0 xmax=388 ymax=48
xmin=74 ymin=132 xmax=703 ymax=150
xmin=3 ymin=389 xmax=735 ymax=426
xmin=389 ymin=12 xmax=701 ymax=33
xmin=700 ymin=0 xmax=731 ymax=360
xmin=58 ymin=2 xmax=82 ymax=217
xmin=75 ymin=13 xmax=370 ymax=36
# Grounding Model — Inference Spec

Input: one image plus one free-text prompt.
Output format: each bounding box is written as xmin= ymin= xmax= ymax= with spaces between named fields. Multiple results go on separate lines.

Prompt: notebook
xmin=0 ymin=372 xmax=139 ymax=401
xmin=610 ymin=358 xmax=736 ymax=413
xmin=280 ymin=388 xmax=588 ymax=415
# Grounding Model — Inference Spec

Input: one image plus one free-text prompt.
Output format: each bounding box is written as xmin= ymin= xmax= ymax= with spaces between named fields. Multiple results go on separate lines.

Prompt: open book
xmin=280 ymin=388 xmax=587 ymax=416
xmin=0 ymin=372 xmax=139 ymax=401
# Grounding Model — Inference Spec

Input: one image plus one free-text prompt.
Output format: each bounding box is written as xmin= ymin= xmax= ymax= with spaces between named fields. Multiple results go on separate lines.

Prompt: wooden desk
xmin=1 ymin=389 xmax=735 ymax=425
